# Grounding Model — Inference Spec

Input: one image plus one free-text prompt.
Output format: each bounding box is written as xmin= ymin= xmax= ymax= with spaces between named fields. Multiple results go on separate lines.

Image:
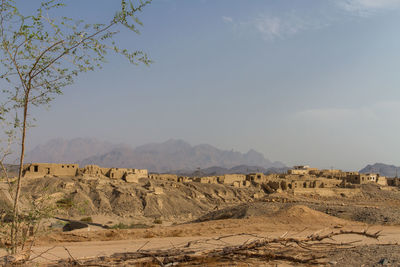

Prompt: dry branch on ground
xmin=18 ymin=230 xmax=380 ymax=266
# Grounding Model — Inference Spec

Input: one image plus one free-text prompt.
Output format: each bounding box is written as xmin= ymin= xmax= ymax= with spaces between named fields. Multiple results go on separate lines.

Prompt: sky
xmin=6 ymin=0 xmax=400 ymax=170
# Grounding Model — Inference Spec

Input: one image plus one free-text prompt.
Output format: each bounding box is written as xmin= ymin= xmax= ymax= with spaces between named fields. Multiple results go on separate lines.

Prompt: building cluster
xmin=288 ymin=165 xmax=388 ymax=186
xmin=23 ymin=163 xmax=399 ymax=190
xmin=190 ymin=165 xmax=392 ymax=190
xmin=23 ymin=163 xmax=148 ymax=183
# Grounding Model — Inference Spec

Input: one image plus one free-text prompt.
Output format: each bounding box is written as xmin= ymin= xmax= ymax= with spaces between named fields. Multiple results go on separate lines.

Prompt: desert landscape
xmin=1 ymin=163 xmax=400 ymax=266
xmin=1 ymin=0 xmax=400 ymax=266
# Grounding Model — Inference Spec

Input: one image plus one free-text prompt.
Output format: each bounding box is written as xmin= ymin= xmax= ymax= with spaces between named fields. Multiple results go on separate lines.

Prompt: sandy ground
xmin=2 ymin=206 xmax=398 ymax=265
xmin=27 ymin=225 xmax=400 ymax=264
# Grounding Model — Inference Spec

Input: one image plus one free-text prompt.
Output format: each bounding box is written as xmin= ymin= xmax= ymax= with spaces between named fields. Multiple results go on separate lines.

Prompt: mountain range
xmin=359 ymin=163 xmax=400 ymax=178
xmin=25 ymin=138 xmax=286 ymax=173
xmin=25 ymin=138 xmax=124 ymax=163
xmin=22 ymin=140 xmax=400 ymax=176
xmin=175 ymin=165 xmax=290 ymax=177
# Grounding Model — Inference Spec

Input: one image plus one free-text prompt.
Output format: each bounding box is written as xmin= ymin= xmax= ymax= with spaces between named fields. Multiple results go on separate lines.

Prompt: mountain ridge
xmin=172 ymin=165 xmax=290 ymax=177
xmin=360 ymin=163 xmax=400 ymax=178
xmin=25 ymin=137 xmax=126 ymax=163
xmin=26 ymin=138 xmax=286 ymax=172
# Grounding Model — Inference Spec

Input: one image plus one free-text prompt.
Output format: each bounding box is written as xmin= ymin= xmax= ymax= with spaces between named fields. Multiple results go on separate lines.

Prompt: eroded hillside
xmin=2 ymin=176 xmax=400 ymax=228
xmin=1 ymin=176 xmax=265 ymax=225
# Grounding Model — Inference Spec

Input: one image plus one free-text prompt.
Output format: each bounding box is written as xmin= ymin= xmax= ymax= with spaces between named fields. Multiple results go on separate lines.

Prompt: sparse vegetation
xmin=153 ymin=218 xmax=163 ymax=225
xmin=55 ymin=198 xmax=74 ymax=209
xmin=110 ymin=222 xmax=151 ymax=229
xmin=0 ymin=189 xmax=56 ymax=256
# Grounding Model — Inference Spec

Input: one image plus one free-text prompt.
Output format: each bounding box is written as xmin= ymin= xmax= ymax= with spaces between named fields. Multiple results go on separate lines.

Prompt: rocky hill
xmin=360 ymin=163 xmax=400 ymax=178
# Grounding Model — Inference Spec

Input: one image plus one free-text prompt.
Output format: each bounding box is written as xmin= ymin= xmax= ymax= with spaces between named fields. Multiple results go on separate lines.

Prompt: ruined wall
xmin=107 ymin=168 xmax=127 ymax=179
xmin=305 ymin=168 xmax=319 ymax=174
xmin=24 ymin=163 xmax=79 ymax=178
xmin=221 ymin=174 xmax=246 ymax=185
xmin=284 ymin=174 xmax=310 ymax=180
xmin=193 ymin=174 xmax=246 ymax=186
xmin=288 ymin=169 xmax=308 ymax=175
xmin=287 ymin=166 xmax=318 ymax=175
xmin=285 ymin=177 xmax=341 ymax=190
xmin=149 ymin=174 xmax=178 ymax=182
xmin=287 ymin=180 xmax=301 ymax=190
xmin=317 ymin=169 xmax=346 ymax=178
xmin=193 ymin=176 xmax=219 ymax=184
xmin=387 ymin=178 xmax=400 ymax=187
xmin=362 ymin=173 xmax=377 ymax=183
xmin=82 ymin=165 xmax=109 ymax=177
xmin=107 ymin=168 xmax=148 ymax=179
xmin=81 ymin=165 xmax=148 ymax=181
xmin=178 ymin=176 xmax=191 ymax=183
xmin=287 ymin=166 xmax=349 ymax=180
xmin=377 ymin=176 xmax=388 ymax=186
xmin=232 ymin=180 xmax=251 ymax=188
xmin=246 ymin=173 xmax=266 ymax=182
xmin=345 ymin=174 xmax=361 ymax=184
xmin=346 ymin=173 xmax=378 ymax=184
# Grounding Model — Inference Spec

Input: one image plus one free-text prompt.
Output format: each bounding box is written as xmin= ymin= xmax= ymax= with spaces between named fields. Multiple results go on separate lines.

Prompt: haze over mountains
xmin=25 ymin=138 xmax=286 ymax=173
xmin=25 ymin=138 xmax=124 ymax=163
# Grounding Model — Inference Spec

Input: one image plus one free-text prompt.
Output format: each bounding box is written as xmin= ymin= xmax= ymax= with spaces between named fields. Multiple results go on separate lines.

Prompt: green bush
xmin=56 ymin=198 xmax=73 ymax=209
xmin=80 ymin=217 xmax=93 ymax=223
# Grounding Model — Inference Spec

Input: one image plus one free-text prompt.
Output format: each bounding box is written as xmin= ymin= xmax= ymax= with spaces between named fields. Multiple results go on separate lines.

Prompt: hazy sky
xmin=16 ymin=0 xmax=400 ymax=170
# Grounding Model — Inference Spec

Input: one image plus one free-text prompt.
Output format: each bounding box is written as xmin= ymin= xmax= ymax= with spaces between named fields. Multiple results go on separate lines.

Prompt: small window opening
xmin=34 ymin=165 xmax=39 ymax=172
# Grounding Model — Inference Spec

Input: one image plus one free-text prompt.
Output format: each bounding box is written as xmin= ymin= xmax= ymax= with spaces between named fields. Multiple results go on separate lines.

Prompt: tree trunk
xmin=10 ymin=92 xmax=29 ymax=254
